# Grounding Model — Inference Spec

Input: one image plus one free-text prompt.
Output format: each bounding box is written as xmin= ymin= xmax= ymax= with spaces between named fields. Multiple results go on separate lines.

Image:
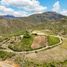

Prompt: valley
xmin=0 ymin=12 xmax=67 ymax=67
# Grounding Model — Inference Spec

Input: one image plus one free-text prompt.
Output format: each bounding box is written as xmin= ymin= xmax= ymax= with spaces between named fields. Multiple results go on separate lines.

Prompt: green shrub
xmin=23 ymin=31 xmax=31 ymax=38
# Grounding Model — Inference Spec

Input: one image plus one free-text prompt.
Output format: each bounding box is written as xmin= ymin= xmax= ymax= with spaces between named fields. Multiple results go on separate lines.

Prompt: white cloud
xmin=60 ymin=10 xmax=67 ymax=16
xmin=0 ymin=0 xmax=47 ymax=16
xmin=52 ymin=1 xmax=67 ymax=16
xmin=0 ymin=0 xmax=67 ymax=17
xmin=13 ymin=11 xmax=29 ymax=17
xmin=0 ymin=12 xmax=6 ymax=16
xmin=52 ymin=1 xmax=60 ymax=12
xmin=0 ymin=5 xmax=28 ymax=17
xmin=0 ymin=5 xmax=14 ymax=14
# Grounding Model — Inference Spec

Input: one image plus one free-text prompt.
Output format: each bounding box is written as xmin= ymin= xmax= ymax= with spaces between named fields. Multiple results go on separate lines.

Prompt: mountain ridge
xmin=0 ymin=11 xmax=67 ymax=35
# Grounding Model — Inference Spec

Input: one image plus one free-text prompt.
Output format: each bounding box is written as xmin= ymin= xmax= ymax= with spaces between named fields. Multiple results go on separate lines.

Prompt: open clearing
xmin=31 ymin=35 xmax=47 ymax=49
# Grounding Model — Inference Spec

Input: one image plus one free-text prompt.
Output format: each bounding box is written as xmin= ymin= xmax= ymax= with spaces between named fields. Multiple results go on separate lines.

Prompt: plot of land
xmin=31 ymin=35 xmax=47 ymax=49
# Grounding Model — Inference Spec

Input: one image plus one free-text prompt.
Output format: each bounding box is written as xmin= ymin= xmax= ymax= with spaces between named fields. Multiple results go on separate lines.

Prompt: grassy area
xmin=24 ymin=60 xmax=67 ymax=67
xmin=0 ymin=37 xmax=5 ymax=42
xmin=61 ymin=60 xmax=67 ymax=67
xmin=61 ymin=38 xmax=67 ymax=49
xmin=0 ymin=36 xmax=10 ymax=43
xmin=8 ymin=34 xmax=33 ymax=52
xmin=0 ymin=51 xmax=15 ymax=60
xmin=48 ymin=36 xmax=60 ymax=46
xmin=15 ymin=57 xmax=67 ymax=67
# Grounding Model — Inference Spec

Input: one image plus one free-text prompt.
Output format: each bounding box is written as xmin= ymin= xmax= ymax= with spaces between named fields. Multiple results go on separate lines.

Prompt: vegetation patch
xmin=8 ymin=32 xmax=60 ymax=52
xmin=61 ymin=38 xmax=67 ymax=49
xmin=15 ymin=57 xmax=67 ymax=67
xmin=0 ymin=51 xmax=15 ymax=60
xmin=0 ymin=37 xmax=7 ymax=42
xmin=48 ymin=36 xmax=60 ymax=46
xmin=8 ymin=31 xmax=33 ymax=51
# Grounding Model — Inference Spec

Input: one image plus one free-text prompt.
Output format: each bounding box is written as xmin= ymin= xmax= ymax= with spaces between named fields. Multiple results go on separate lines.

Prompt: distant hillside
xmin=0 ymin=12 xmax=67 ymax=35
xmin=0 ymin=15 xmax=15 ymax=19
xmin=28 ymin=12 xmax=65 ymax=22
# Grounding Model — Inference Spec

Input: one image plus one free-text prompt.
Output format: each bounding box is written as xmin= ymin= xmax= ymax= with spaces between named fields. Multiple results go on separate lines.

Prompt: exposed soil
xmin=0 ymin=60 xmax=20 ymax=67
xmin=31 ymin=35 xmax=47 ymax=49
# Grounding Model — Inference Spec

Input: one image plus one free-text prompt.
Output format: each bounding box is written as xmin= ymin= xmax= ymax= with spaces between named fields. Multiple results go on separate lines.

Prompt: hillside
xmin=0 ymin=12 xmax=67 ymax=67
xmin=0 ymin=12 xmax=67 ymax=35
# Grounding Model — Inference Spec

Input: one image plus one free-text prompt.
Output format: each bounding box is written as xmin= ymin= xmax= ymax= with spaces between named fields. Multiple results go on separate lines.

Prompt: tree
xmin=23 ymin=31 xmax=31 ymax=38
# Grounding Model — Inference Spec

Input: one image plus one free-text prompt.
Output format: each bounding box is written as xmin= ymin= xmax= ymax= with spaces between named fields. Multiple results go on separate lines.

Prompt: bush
xmin=23 ymin=31 xmax=31 ymax=38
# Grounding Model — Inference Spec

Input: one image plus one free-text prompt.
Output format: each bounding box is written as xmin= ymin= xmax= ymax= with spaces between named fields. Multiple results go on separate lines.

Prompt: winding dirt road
xmin=0 ymin=35 xmax=62 ymax=54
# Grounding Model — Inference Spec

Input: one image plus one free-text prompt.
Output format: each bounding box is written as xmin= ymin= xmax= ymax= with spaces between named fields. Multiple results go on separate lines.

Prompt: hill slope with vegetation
xmin=0 ymin=12 xmax=67 ymax=35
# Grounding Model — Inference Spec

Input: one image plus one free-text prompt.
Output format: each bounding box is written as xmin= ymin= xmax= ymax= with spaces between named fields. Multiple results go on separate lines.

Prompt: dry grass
xmin=61 ymin=38 xmax=67 ymax=49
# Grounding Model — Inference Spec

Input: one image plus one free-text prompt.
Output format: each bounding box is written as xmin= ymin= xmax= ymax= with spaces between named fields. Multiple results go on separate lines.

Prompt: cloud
xmin=60 ymin=10 xmax=67 ymax=16
xmin=52 ymin=1 xmax=60 ymax=12
xmin=0 ymin=0 xmax=67 ymax=17
xmin=0 ymin=5 xmax=28 ymax=17
xmin=52 ymin=1 xmax=67 ymax=16
xmin=0 ymin=0 xmax=47 ymax=17
xmin=0 ymin=5 xmax=14 ymax=14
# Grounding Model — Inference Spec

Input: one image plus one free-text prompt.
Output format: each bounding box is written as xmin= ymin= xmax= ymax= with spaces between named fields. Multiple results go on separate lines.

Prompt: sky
xmin=0 ymin=0 xmax=67 ymax=17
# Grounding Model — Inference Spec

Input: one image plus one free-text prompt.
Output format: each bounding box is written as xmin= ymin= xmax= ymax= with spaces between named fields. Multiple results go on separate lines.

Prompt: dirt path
xmin=0 ymin=35 xmax=62 ymax=55
xmin=0 ymin=60 xmax=20 ymax=67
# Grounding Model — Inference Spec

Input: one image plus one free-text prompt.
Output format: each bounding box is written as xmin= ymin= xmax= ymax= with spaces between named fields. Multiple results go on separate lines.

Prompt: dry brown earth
xmin=31 ymin=35 xmax=47 ymax=49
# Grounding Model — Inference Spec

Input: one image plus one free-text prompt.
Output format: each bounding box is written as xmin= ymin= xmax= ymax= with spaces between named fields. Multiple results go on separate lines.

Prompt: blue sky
xmin=0 ymin=0 xmax=67 ymax=17
xmin=39 ymin=0 xmax=67 ymax=11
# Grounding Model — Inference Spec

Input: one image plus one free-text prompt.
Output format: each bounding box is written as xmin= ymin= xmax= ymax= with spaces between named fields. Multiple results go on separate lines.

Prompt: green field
xmin=48 ymin=36 xmax=60 ymax=46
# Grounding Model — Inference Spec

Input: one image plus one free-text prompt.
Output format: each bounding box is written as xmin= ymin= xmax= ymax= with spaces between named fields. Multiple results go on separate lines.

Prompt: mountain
xmin=22 ymin=12 xmax=66 ymax=24
xmin=29 ymin=12 xmax=65 ymax=20
xmin=0 ymin=12 xmax=67 ymax=35
xmin=0 ymin=15 xmax=15 ymax=19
